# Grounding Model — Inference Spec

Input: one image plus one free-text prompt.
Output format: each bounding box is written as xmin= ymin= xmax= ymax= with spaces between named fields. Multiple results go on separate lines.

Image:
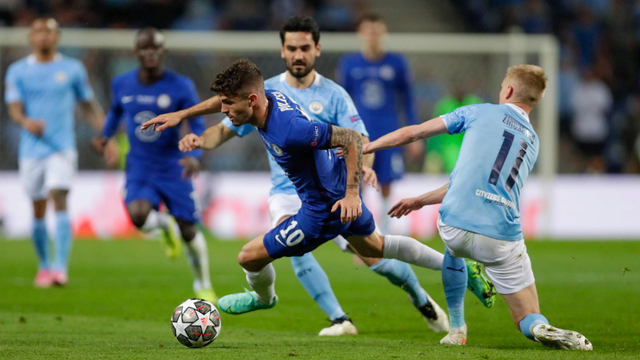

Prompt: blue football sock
xmin=370 ymin=258 xmax=428 ymax=307
xmin=520 ymin=313 xmax=549 ymax=340
xmin=53 ymin=211 xmax=72 ymax=272
xmin=32 ymin=218 xmax=50 ymax=270
xmin=442 ymin=251 xmax=467 ymax=328
xmin=291 ymin=252 xmax=346 ymax=321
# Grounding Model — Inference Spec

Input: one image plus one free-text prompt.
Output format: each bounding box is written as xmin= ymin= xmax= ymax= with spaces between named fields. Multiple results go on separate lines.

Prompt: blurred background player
xmin=93 ymin=28 xmax=216 ymax=302
xmin=4 ymin=18 xmax=115 ymax=288
xmin=426 ymin=77 xmax=483 ymax=174
xmin=366 ymin=65 xmax=592 ymax=350
xmin=338 ymin=14 xmax=423 ymax=234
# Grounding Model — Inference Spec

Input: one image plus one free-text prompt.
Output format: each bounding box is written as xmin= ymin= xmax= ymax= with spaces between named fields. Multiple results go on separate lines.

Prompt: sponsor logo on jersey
xmin=54 ymin=71 xmax=68 ymax=84
xmin=122 ymin=95 xmax=134 ymax=103
xmin=309 ymin=101 xmax=324 ymax=114
xmin=136 ymin=95 xmax=155 ymax=104
xmin=350 ymin=115 xmax=361 ymax=123
xmin=311 ymin=125 xmax=320 ymax=146
xmin=272 ymin=144 xmax=283 ymax=156
xmin=157 ymin=94 xmax=171 ymax=109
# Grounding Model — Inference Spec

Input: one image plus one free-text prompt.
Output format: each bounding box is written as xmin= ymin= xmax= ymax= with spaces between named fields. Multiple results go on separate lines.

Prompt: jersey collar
xmin=27 ymin=53 xmax=62 ymax=65
xmin=506 ymin=103 xmax=530 ymax=123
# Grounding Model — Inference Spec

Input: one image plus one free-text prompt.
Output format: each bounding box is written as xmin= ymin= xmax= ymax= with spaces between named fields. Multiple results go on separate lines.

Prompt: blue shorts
xmin=373 ymin=147 xmax=404 ymax=185
xmin=125 ymin=177 xmax=199 ymax=223
xmin=263 ymin=202 xmax=376 ymax=259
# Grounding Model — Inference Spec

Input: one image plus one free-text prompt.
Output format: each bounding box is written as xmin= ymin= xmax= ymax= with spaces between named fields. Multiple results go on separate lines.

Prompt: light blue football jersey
xmin=438 ymin=103 xmax=539 ymax=241
xmin=223 ymin=72 xmax=368 ymax=196
xmin=4 ymin=54 xmax=95 ymax=159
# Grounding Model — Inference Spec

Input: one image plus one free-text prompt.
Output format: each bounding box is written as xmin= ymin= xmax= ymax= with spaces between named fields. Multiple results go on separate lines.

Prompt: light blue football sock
xmin=370 ymin=258 xmax=428 ymax=307
xmin=32 ymin=218 xmax=50 ymax=270
xmin=520 ymin=313 xmax=549 ymax=340
xmin=442 ymin=251 xmax=467 ymax=328
xmin=291 ymin=252 xmax=347 ymax=321
xmin=52 ymin=211 xmax=72 ymax=272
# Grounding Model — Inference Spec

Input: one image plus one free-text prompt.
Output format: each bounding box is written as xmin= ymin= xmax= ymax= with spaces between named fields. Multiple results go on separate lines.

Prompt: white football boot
xmin=413 ymin=294 xmax=449 ymax=333
xmin=440 ymin=324 xmax=467 ymax=345
xmin=532 ymin=324 xmax=593 ymax=350
xmin=318 ymin=317 xmax=358 ymax=336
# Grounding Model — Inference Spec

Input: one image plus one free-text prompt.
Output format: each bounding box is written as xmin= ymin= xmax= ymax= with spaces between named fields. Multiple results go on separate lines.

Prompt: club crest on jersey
xmin=54 ymin=71 xmax=68 ymax=84
xmin=309 ymin=101 xmax=324 ymax=114
xmin=380 ymin=65 xmax=395 ymax=80
xmin=157 ymin=94 xmax=171 ymax=109
xmin=134 ymin=111 xmax=162 ymax=142
xmin=272 ymin=144 xmax=283 ymax=156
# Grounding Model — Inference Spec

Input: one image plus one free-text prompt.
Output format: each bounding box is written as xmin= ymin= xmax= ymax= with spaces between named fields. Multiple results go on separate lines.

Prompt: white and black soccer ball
xmin=171 ymin=298 xmax=221 ymax=348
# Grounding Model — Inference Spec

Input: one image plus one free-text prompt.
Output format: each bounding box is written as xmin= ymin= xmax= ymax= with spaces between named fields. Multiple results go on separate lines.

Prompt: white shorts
xmin=267 ymin=193 xmax=351 ymax=252
xmin=437 ymin=216 xmax=535 ymax=295
xmin=19 ymin=151 xmax=78 ymax=200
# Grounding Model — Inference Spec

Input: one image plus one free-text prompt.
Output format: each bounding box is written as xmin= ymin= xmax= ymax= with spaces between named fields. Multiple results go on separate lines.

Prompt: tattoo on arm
xmin=330 ymin=126 xmax=363 ymax=188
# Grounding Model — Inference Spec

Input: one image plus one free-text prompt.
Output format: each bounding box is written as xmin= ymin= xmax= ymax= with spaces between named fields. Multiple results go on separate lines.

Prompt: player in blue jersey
xmin=92 ymin=28 xmax=216 ymax=302
xmin=142 ymin=59 xmax=495 ymax=330
xmin=337 ymin=14 xmax=423 ymax=234
xmin=5 ymin=18 xmax=115 ymax=288
xmin=365 ymin=65 xmax=592 ymax=350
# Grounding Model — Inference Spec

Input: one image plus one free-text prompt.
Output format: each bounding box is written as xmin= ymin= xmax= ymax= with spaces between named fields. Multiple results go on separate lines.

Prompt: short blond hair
xmin=505 ymin=64 xmax=548 ymax=107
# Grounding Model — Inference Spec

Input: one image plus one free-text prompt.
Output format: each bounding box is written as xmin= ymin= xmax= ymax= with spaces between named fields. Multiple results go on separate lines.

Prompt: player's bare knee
xmin=176 ymin=219 xmax=196 ymax=242
xmin=50 ymin=190 xmax=68 ymax=211
xmin=128 ymin=209 xmax=148 ymax=229
xmin=33 ymin=200 xmax=47 ymax=219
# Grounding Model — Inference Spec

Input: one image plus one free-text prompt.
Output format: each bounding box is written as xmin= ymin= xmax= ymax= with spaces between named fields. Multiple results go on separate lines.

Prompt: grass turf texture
xmin=0 ymin=238 xmax=638 ymax=359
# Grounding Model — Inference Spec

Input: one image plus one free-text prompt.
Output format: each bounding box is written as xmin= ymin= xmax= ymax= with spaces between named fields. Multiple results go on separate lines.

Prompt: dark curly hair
xmin=279 ymin=15 xmax=320 ymax=45
xmin=210 ymin=59 xmax=263 ymax=97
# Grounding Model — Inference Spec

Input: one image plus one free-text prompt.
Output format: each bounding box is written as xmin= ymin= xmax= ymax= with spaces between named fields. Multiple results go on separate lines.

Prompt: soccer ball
xmin=171 ymin=298 xmax=221 ymax=348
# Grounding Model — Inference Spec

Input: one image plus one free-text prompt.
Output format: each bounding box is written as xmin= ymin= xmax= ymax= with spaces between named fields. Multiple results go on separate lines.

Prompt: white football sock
xmin=244 ymin=263 xmax=276 ymax=305
xmin=382 ymin=234 xmax=444 ymax=270
xmin=379 ymin=196 xmax=391 ymax=234
xmin=184 ymin=231 xmax=211 ymax=291
xmin=141 ymin=209 xmax=170 ymax=232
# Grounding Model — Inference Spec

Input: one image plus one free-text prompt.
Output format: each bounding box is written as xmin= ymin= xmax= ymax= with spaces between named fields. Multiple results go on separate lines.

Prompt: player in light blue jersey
xmin=338 ymin=14 xmax=423 ymax=234
xmin=365 ymin=65 xmax=592 ymax=350
xmin=4 ymin=18 xmax=115 ymax=288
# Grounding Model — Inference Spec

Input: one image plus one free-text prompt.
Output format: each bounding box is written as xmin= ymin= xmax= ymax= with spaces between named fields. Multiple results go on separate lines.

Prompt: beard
xmin=286 ymin=59 xmax=315 ymax=78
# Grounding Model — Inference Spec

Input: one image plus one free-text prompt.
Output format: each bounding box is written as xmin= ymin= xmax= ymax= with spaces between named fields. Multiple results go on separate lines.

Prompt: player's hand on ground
xmin=331 ymin=193 xmax=362 ymax=224
xmin=23 ymin=119 xmax=45 ymax=137
xmin=140 ymin=112 xmax=183 ymax=132
xmin=362 ymin=166 xmax=379 ymax=191
xmin=180 ymin=156 xmax=200 ymax=178
xmin=179 ymin=133 xmax=204 ymax=152
xmin=388 ymin=197 xmax=424 ymax=218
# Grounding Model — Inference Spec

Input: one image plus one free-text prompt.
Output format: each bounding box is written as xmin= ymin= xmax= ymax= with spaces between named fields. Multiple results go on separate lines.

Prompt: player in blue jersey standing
xmin=5 ymin=18 xmax=116 ymax=288
xmin=338 ymin=14 xmax=423 ymax=235
xmin=92 ymin=28 xmax=216 ymax=302
xmin=142 ymin=59 xmax=494 ymax=332
xmin=365 ymin=65 xmax=592 ymax=350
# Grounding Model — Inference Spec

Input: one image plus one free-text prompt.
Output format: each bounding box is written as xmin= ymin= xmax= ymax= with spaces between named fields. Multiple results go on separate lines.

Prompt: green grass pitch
xmin=0 ymin=238 xmax=638 ymax=359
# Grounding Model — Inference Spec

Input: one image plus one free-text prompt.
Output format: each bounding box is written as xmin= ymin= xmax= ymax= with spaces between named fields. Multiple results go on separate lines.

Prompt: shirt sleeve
xmin=397 ymin=56 xmax=419 ymax=126
xmin=221 ymin=117 xmax=255 ymax=137
xmin=4 ymin=64 xmax=23 ymax=104
xmin=101 ymin=78 xmax=123 ymax=138
xmin=74 ymin=62 xmax=95 ymax=102
xmin=440 ymin=105 xmax=476 ymax=135
xmin=183 ymin=79 xmax=206 ymax=159
xmin=284 ymin=116 xmax=333 ymax=149
xmin=334 ymin=88 xmax=369 ymax=137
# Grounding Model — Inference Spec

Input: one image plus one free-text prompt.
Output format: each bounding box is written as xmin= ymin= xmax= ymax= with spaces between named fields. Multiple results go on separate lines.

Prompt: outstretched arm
xmin=328 ymin=126 xmax=363 ymax=224
xmin=364 ymin=116 xmax=448 ymax=154
xmin=388 ymin=182 xmax=449 ymax=218
xmin=178 ymin=122 xmax=238 ymax=152
xmin=141 ymin=95 xmax=222 ymax=132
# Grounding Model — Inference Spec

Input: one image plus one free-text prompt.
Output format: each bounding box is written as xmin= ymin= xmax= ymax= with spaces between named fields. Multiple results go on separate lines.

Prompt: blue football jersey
xmin=223 ymin=72 xmax=367 ymax=196
xmin=438 ymin=103 xmax=539 ymax=241
xmin=337 ymin=52 xmax=418 ymax=140
xmin=255 ymin=90 xmax=348 ymax=235
xmin=101 ymin=69 xmax=205 ymax=180
xmin=4 ymin=54 xmax=95 ymax=159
